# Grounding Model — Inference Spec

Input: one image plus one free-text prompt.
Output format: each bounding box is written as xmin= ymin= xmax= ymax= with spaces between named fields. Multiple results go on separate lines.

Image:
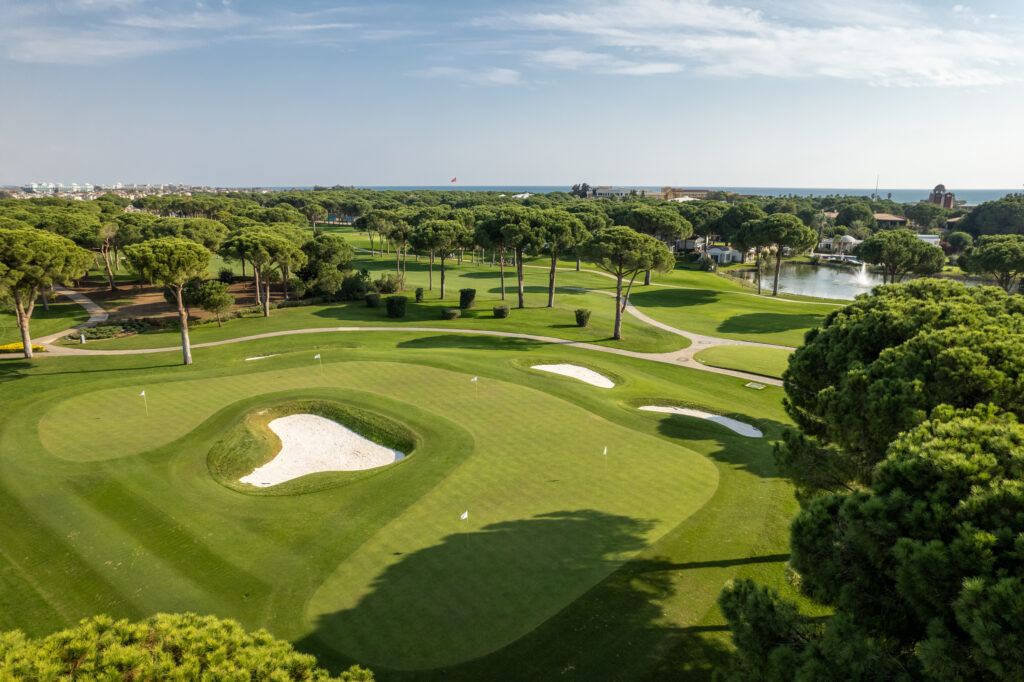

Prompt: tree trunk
xmin=755 ymin=247 xmax=762 ymax=295
xmin=622 ymin=271 xmax=639 ymax=312
xmin=396 ymin=245 xmax=402 ymax=281
xmin=613 ymin=274 xmax=624 ymax=340
xmin=576 ymin=254 xmax=581 ymax=271
xmin=241 ymin=259 xmax=246 ymax=278
xmin=14 ymin=293 xmax=35 ymax=359
xmin=402 ymin=245 xmax=408 ymax=287
xmin=263 ymin=282 xmax=271 ymax=317
xmin=428 ymin=249 xmax=434 ymax=290
xmin=39 ymin=288 xmax=49 ymax=312
xmin=253 ymin=266 xmax=262 ymax=305
xmin=548 ymin=251 xmax=558 ymax=307
xmin=102 ymin=248 xmax=117 ymax=291
xmin=175 ymin=287 xmax=193 ymax=366
xmin=440 ymin=257 xmax=446 ymax=299
xmin=499 ymin=249 xmax=506 ymax=300
xmin=516 ymin=248 xmax=526 ymax=309
xmin=216 ymin=312 xmax=222 ymax=327
xmin=643 ymin=268 xmax=652 ymax=286
xmin=773 ymin=250 xmax=783 ymax=296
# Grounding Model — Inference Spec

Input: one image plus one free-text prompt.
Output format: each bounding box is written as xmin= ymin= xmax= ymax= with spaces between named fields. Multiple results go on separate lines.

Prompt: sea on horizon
xmin=266 ymin=185 xmax=1021 ymax=204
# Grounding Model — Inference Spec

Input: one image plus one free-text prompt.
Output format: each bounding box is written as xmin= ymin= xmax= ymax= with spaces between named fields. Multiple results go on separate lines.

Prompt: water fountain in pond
xmin=854 ymin=262 xmax=871 ymax=287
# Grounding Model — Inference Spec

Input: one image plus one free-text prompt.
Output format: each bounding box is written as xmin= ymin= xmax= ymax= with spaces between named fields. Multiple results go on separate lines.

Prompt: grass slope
xmin=0 ymin=303 xmax=88 ymax=346
xmin=1 ymin=330 xmax=807 ymax=680
xmin=693 ymin=346 xmax=794 ymax=380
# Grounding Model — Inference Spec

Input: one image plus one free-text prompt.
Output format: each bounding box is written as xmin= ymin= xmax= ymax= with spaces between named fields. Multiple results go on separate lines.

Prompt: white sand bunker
xmin=240 ymin=414 xmax=404 ymax=487
xmin=531 ymin=364 xmax=614 ymax=388
xmin=639 ymin=406 xmax=763 ymax=438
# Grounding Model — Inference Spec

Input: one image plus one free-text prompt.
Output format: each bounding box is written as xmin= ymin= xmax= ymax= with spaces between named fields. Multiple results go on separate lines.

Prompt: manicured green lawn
xmin=694 ymin=345 xmax=795 ymax=380
xmin=0 ymin=330 xmax=810 ymax=680
xmin=0 ymin=302 xmax=89 ymax=346
xmin=628 ymin=287 xmax=836 ymax=347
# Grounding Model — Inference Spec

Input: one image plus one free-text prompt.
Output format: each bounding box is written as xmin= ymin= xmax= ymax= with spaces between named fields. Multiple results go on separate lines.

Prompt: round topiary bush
xmin=459 ymin=288 xmax=476 ymax=309
xmin=574 ymin=308 xmax=592 ymax=327
xmin=217 ymin=267 xmax=235 ymax=284
xmin=415 ymin=287 xmax=424 ymax=303
xmin=493 ymin=304 xmax=510 ymax=319
xmin=441 ymin=308 xmax=461 ymax=320
xmin=365 ymin=292 xmax=382 ymax=308
xmin=386 ymin=295 xmax=407 ymax=318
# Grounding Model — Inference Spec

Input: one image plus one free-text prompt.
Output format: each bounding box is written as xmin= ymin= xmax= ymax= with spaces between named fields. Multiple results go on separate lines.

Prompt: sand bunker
xmin=638 ymin=406 xmax=762 ymax=438
xmin=531 ymin=364 xmax=614 ymax=388
xmin=240 ymin=414 xmax=404 ymax=487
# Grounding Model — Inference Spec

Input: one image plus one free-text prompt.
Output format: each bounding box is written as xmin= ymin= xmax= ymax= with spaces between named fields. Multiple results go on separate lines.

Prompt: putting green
xmin=2 ymin=331 xmax=802 ymax=678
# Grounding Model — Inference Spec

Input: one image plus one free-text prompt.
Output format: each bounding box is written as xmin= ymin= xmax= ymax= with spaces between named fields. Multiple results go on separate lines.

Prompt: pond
xmin=733 ymin=262 xmax=887 ymax=300
xmin=733 ymin=262 xmax=992 ymax=300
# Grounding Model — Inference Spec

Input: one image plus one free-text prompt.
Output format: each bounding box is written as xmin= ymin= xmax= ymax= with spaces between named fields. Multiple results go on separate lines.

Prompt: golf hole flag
xmin=139 ymin=391 xmax=145 ymax=397
xmin=314 ymin=354 xmax=321 ymax=359
xmin=603 ymin=446 xmax=607 ymax=455
xmin=471 ymin=376 xmax=478 ymax=383
xmin=460 ymin=510 xmax=469 ymax=520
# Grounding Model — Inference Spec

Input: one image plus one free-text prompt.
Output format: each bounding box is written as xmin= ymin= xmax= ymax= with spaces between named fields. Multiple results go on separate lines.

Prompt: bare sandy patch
xmin=240 ymin=414 xmax=404 ymax=487
xmin=244 ymin=354 xmax=278 ymax=361
xmin=531 ymin=364 xmax=614 ymax=388
xmin=638 ymin=405 xmax=762 ymax=438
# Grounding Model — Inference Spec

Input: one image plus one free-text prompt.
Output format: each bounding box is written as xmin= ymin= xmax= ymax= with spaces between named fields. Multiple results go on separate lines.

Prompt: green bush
xmin=459 ymin=288 xmax=476 ymax=309
xmin=77 ymin=325 xmax=122 ymax=340
xmin=217 ymin=267 xmax=235 ymax=284
xmin=365 ymin=293 xmax=382 ymax=308
xmin=415 ymin=287 xmax=424 ymax=303
xmin=340 ymin=269 xmax=376 ymax=301
xmin=574 ymin=308 xmax=592 ymax=327
xmin=441 ymin=308 xmax=461 ymax=320
xmin=386 ymin=295 xmax=407 ymax=318
xmin=288 ymin=277 xmax=308 ymax=299
xmin=0 ymin=613 xmax=373 ymax=681
xmin=374 ymin=273 xmax=402 ymax=294
xmin=493 ymin=304 xmax=510 ymax=319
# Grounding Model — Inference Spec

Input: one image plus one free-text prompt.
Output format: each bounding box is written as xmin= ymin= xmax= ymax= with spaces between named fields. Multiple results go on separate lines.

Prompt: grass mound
xmin=208 ymin=398 xmax=418 ymax=496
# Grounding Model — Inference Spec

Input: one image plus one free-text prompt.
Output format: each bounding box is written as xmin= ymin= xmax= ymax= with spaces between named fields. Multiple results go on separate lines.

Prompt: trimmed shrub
xmin=415 ymin=287 xmax=424 ymax=303
xmin=374 ymin=273 xmax=402 ymax=294
xmin=386 ymin=295 xmax=407 ymax=318
xmin=365 ymin=292 xmax=382 ymax=308
xmin=217 ymin=267 xmax=235 ymax=284
xmin=0 ymin=342 xmax=45 ymax=353
xmin=574 ymin=308 xmax=592 ymax=327
xmin=493 ymin=304 xmax=510 ymax=319
xmin=287 ymin=277 xmax=307 ymax=299
xmin=441 ymin=308 xmax=461 ymax=320
xmin=459 ymin=288 xmax=476 ymax=309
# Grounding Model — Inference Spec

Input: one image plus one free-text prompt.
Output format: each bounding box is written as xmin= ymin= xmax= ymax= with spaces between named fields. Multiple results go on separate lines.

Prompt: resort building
xmin=873 ymin=213 xmax=909 ymax=228
xmin=661 ymin=187 xmax=710 ymax=200
xmin=592 ymin=186 xmax=657 ymax=198
xmin=926 ymin=184 xmax=957 ymax=209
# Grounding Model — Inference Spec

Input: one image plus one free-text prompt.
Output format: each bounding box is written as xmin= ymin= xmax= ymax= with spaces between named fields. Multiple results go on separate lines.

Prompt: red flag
xmin=451 ymin=177 xmax=457 ymax=183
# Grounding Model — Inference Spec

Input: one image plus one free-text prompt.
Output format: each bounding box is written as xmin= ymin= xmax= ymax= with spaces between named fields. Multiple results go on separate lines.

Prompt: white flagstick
xmin=139 ymin=390 xmax=148 ymax=417
xmin=460 ymin=509 xmax=469 ymax=548
xmin=314 ymin=353 xmax=322 ymax=375
xmin=471 ymin=376 xmax=478 ymax=398
xmin=603 ymin=445 xmax=607 ymax=473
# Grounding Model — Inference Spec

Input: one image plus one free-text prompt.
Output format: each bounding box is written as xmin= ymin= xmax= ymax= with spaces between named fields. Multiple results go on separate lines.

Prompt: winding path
xmin=30 ymin=283 xmax=792 ymax=386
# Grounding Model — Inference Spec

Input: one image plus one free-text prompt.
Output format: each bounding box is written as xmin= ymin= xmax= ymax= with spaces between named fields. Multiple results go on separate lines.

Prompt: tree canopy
xmin=579 ymin=226 xmax=672 ymax=340
xmin=959 ymin=233 xmax=1024 ymax=292
xmin=0 ymin=613 xmax=373 ymax=680
xmin=719 ymin=404 xmax=1024 ymax=681
xmin=960 ymin=194 xmax=1024 ymax=238
xmin=0 ymin=228 xmax=92 ymax=358
xmin=779 ymin=279 xmax=1024 ymax=494
xmin=853 ymin=229 xmax=946 ymax=284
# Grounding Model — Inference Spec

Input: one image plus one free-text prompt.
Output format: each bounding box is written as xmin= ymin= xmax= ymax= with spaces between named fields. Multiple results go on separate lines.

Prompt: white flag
xmin=314 ymin=354 xmax=321 ymax=359
xmin=460 ymin=510 xmax=468 ymax=520
xmin=602 ymin=446 xmax=607 ymax=455
xmin=139 ymin=391 xmax=145 ymax=397
xmin=470 ymin=376 xmax=478 ymax=382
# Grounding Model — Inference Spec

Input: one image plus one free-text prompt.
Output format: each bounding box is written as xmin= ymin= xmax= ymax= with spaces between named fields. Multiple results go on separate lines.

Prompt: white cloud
xmin=485 ymin=0 xmax=1023 ymax=87
xmin=531 ymin=48 xmax=681 ymax=75
xmin=418 ymin=66 xmax=522 ymax=86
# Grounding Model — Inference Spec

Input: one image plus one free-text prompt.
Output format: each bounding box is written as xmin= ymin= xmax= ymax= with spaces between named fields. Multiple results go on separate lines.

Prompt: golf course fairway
xmin=2 ymin=329 xmax=803 ymax=679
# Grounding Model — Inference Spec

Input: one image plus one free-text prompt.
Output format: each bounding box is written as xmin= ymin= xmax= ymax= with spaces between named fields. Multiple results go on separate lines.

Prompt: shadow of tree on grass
xmin=298 ymin=509 xmax=755 ymax=681
xmin=716 ymin=312 xmax=823 ymax=337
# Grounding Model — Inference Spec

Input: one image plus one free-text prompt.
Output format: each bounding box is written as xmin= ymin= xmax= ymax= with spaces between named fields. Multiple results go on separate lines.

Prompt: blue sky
xmin=1 ymin=0 xmax=1022 ymax=188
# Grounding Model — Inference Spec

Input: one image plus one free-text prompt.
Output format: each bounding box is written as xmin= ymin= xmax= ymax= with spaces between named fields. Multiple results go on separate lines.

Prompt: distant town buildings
xmin=927 ymin=184 xmax=957 ymax=209
xmin=591 ymin=186 xmax=709 ymax=200
xmin=5 ymin=182 xmax=243 ymax=201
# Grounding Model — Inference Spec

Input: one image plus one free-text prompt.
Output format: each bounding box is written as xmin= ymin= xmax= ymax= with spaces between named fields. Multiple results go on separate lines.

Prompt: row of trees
xmin=718 ymin=279 xmax=1024 ymax=679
